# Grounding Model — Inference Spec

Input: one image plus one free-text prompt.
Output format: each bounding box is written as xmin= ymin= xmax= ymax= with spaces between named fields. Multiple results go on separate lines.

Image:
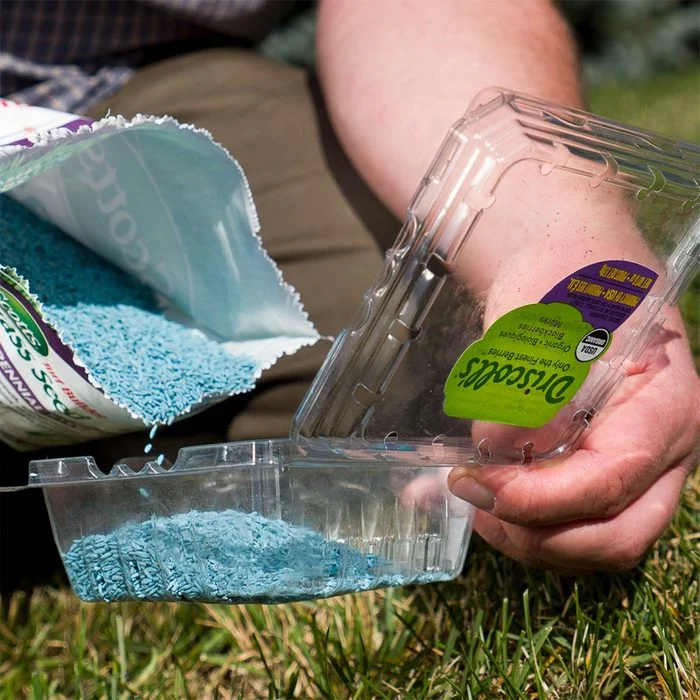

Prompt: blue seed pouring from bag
xmin=0 ymin=112 xmax=473 ymax=605
xmin=0 ymin=194 xmax=297 ymax=449
xmin=0 ymin=195 xmax=422 ymax=604
xmin=0 ymin=196 xmax=462 ymax=605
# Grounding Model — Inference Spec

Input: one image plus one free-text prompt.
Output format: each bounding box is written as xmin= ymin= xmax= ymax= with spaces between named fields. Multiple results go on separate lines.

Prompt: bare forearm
xmin=316 ymin=0 xmax=582 ymax=219
xmin=317 ymin=0 xmax=667 ymax=301
xmin=316 ymin=0 xmax=690 ymax=347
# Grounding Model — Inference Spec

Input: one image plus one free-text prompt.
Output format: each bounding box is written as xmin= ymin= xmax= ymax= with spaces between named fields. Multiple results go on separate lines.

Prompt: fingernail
xmin=450 ymin=477 xmax=495 ymax=511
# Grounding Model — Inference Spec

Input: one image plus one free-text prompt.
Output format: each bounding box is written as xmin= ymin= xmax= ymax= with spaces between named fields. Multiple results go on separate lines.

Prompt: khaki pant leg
xmin=81 ymin=48 xmax=397 ymax=450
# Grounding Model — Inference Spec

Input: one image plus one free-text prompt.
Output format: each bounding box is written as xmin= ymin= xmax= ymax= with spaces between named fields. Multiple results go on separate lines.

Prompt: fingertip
xmin=449 ymin=475 xmax=495 ymax=512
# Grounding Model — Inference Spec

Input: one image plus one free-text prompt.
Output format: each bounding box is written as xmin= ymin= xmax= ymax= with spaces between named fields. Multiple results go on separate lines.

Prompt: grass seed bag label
xmin=0 ymin=101 xmax=319 ymax=450
xmin=444 ymin=261 xmax=658 ymax=428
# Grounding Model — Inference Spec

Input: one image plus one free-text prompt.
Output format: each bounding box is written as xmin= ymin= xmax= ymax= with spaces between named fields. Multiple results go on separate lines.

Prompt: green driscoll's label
xmin=444 ymin=302 xmax=600 ymax=428
xmin=443 ymin=259 xmax=657 ymax=429
xmin=0 ymin=286 xmax=49 ymax=357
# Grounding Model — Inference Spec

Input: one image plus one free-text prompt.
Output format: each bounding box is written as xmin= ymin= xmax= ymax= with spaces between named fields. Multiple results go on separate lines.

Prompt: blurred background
xmin=560 ymin=0 xmax=698 ymax=86
xmin=259 ymin=0 xmax=699 ymax=142
xmin=560 ymin=0 xmax=699 ymax=143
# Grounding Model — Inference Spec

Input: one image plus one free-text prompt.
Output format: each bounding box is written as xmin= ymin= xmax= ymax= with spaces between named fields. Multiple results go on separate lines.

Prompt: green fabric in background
xmin=256 ymin=0 xmax=699 ymax=143
xmin=259 ymin=0 xmax=700 ymax=88
xmin=557 ymin=0 xmax=699 ymax=86
xmin=258 ymin=3 xmax=317 ymax=69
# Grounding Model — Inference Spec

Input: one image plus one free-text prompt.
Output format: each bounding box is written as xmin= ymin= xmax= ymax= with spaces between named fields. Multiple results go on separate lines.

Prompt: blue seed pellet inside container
xmin=62 ymin=509 xmax=452 ymax=603
xmin=0 ymin=195 xmax=258 ymax=425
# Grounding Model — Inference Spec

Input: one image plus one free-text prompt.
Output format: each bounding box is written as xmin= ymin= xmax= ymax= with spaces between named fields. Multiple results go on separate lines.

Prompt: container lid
xmin=291 ymin=88 xmax=700 ymax=465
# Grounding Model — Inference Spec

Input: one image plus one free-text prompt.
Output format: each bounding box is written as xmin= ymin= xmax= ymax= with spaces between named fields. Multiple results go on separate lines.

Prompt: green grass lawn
xmin=1 ymin=69 xmax=698 ymax=699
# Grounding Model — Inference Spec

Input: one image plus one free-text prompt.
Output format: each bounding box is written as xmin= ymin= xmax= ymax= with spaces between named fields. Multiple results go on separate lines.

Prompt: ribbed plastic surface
xmin=292 ymin=88 xmax=700 ymax=464
xmin=30 ymin=439 xmax=474 ymax=603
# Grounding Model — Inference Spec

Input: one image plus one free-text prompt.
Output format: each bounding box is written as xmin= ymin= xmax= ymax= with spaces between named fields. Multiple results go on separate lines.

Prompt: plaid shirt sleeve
xmin=0 ymin=0 xmax=293 ymax=115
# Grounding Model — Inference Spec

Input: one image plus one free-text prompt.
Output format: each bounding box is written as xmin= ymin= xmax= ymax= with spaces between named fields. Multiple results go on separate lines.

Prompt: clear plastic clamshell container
xmin=4 ymin=88 xmax=699 ymax=605
xmin=292 ymin=88 xmax=700 ymax=465
xmin=24 ymin=439 xmax=474 ymax=603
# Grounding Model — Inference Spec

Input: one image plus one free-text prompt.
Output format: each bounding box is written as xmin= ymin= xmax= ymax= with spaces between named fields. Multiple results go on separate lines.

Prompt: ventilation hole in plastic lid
xmin=463 ymin=186 xmax=495 ymax=210
xmin=521 ymin=442 xmax=535 ymax=465
xmin=383 ymin=431 xmax=399 ymax=446
xmin=426 ymin=253 xmax=454 ymax=277
xmin=388 ymin=319 xmax=420 ymax=343
xmin=352 ymin=383 xmax=381 ymax=408
xmin=589 ymin=155 xmax=618 ymax=188
xmin=540 ymin=143 xmax=569 ymax=175
xmin=477 ymin=438 xmax=492 ymax=465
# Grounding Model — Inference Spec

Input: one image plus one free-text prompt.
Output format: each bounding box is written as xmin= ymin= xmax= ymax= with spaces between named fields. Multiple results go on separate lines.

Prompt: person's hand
xmin=447 ymin=310 xmax=700 ymax=572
